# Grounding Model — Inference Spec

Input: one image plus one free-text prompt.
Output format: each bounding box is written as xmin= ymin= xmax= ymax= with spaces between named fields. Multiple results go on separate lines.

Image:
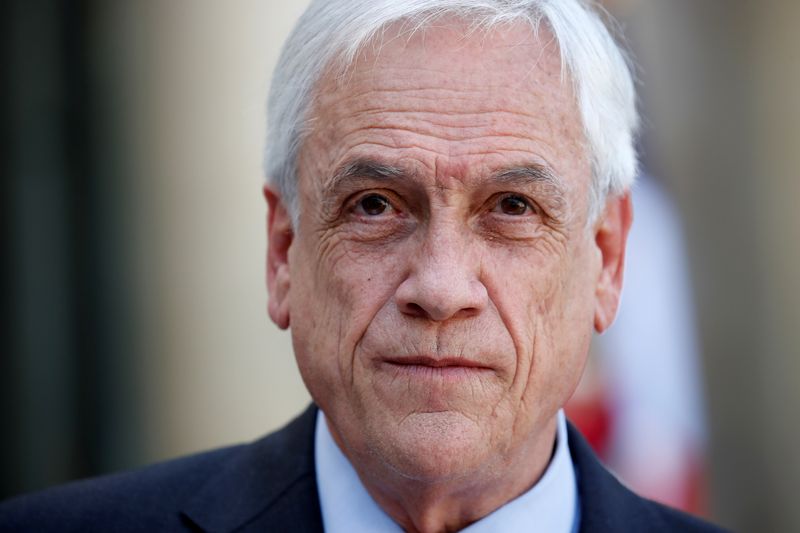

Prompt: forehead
xmin=302 ymin=19 xmax=589 ymax=193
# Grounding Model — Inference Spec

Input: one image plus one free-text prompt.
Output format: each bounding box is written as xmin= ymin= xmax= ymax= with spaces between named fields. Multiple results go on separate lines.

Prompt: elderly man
xmin=1 ymin=1 xmax=726 ymax=532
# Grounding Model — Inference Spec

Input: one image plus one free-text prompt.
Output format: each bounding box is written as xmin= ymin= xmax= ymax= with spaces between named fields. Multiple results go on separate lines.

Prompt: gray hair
xmin=266 ymin=0 xmax=639 ymax=225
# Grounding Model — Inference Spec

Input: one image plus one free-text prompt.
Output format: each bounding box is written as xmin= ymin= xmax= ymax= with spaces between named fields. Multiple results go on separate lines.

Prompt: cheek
xmin=528 ymin=240 xmax=598 ymax=397
xmin=315 ymin=234 xmax=406 ymax=320
xmin=484 ymin=236 xmax=596 ymax=407
xmin=483 ymin=240 xmax=568 ymax=351
xmin=289 ymin=230 xmax=407 ymax=391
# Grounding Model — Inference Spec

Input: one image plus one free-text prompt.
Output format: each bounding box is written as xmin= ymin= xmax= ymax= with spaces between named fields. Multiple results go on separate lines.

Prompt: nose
xmin=395 ymin=226 xmax=488 ymax=321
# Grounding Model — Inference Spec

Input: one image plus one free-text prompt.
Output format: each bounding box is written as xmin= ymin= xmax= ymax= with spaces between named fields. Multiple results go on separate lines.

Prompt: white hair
xmin=266 ymin=0 xmax=639 ymax=224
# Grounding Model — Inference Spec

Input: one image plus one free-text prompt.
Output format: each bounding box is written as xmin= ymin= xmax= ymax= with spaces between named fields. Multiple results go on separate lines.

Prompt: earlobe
xmin=264 ymin=185 xmax=293 ymax=330
xmin=593 ymin=192 xmax=633 ymax=333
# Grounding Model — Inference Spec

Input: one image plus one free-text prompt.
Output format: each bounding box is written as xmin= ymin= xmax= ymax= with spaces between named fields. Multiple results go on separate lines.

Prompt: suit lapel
xmin=180 ymin=405 xmax=324 ymax=533
xmin=568 ymin=422 xmax=666 ymax=533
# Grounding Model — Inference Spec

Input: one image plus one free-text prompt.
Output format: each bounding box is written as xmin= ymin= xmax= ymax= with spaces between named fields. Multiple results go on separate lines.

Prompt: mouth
xmin=379 ymin=355 xmax=494 ymax=379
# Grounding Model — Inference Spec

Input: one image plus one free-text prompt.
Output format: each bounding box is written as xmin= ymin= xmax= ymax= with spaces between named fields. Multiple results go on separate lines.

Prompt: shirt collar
xmin=315 ymin=410 xmax=579 ymax=533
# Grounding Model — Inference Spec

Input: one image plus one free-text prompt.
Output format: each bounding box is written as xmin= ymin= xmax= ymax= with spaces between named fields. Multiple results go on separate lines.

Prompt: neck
xmin=328 ymin=416 xmax=558 ymax=533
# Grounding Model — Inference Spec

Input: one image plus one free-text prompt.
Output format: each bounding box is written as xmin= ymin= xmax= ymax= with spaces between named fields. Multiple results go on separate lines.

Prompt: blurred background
xmin=2 ymin=1 xmax=799 ymax=531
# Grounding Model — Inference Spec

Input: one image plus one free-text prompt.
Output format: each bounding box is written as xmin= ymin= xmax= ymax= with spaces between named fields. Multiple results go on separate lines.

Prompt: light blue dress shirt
xmin=315 ymin=410 xmax=579 ymax=532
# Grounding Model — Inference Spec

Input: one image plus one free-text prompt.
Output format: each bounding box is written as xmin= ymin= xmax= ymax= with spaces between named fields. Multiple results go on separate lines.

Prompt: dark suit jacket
xmin=0 ymin=405 xmax=727 ymax=532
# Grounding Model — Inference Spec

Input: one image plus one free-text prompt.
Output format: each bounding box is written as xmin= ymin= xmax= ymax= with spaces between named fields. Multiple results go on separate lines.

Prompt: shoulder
xmin=643 ymin=501 xmax=729 ymax=533
xmin=0 ymin=446 xmax=241 ymax=532
xmin=0 ymin=406 xmax=321 ymax=533
xmin=567 ymin=423 xmax=729 ymax=533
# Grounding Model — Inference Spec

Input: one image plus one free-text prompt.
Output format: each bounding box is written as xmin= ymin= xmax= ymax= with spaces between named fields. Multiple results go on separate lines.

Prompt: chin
xmin=373 ymin=410 xmax=497 ymax=483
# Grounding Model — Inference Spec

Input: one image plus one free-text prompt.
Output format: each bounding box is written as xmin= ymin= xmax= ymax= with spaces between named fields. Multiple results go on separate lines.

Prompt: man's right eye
xmin=354 ymin=193 xmax=392 ymax=216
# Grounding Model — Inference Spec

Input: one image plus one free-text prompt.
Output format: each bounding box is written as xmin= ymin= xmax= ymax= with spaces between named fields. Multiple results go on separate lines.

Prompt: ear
xmin=593 ymin=192 xmax=633 ymax=333
xmin=264 ymin=185 xmax=293 ymax=330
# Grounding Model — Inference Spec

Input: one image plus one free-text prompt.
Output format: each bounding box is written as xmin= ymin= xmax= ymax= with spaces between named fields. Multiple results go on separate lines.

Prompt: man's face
xmin=267 ymin=22 xmax=629 ymax=483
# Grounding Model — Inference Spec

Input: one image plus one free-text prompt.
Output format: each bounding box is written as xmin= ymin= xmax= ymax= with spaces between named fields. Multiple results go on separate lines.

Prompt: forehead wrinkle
xmin=326 ymin=79 xmax=556 ymax=118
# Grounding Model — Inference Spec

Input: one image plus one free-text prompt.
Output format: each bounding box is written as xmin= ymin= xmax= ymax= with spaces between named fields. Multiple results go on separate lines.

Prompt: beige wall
xmin=98 ymin=1 xmax=312 ymax=460
xmin=752 ymin=1 xmax=800 ymax=530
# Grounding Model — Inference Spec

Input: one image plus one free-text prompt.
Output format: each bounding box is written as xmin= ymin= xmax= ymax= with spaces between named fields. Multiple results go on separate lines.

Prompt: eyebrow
xmin=323 ymin=159 xmax=412 ymax=198
xmin=322 ymin=158 xmax=567 ymax=206
xmin=492 ymin=165 xmax=565 ymax=194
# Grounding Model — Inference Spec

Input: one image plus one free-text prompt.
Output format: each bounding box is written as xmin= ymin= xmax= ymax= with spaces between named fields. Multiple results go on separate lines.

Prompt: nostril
xmin=403 ymin=302 xmax=428 ymax=318
xmin=454 ymin=306 xmax=480 ymax=319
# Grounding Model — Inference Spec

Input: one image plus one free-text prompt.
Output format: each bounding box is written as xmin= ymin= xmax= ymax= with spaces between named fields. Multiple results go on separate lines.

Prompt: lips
xmin=382 ymin=355 xmax=492 ymax=370
xmin=378 ymin=356 xmax=495 ymax=383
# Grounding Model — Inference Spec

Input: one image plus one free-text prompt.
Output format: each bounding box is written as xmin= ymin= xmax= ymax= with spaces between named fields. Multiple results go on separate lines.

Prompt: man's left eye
xmin=494 ymin=194 xmax=534 ymax=216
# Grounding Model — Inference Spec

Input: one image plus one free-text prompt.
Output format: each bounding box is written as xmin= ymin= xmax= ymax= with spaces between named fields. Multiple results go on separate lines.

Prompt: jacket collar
xmin=180 ymin=404 xmax=323 ymax=533
xmin=567 ymin=422 xmax=672 ymax=532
